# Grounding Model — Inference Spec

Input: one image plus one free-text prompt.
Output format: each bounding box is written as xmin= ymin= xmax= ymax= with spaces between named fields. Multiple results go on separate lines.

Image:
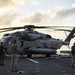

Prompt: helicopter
xmin=0 ymin=25 xmax=75 ymax=58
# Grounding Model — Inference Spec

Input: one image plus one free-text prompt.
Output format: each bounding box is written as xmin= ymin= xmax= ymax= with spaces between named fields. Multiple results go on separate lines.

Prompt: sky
xmin=0 ymin=0 xmax=75 ymax=26
xmin=0 ymin=0 xmax=75 ymax=50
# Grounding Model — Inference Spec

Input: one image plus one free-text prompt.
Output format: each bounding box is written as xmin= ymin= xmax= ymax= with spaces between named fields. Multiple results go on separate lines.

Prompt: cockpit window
xmin=46 ymin=34 xmax=52 ymax=38
xmin=4 ymin=34 xmax=9 ymax=36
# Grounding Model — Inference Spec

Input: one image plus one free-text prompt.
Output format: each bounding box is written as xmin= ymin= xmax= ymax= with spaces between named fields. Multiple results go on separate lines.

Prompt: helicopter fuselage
xmin=0 ymin=25 xmax=74 ymax=58
xmin=1 ymin=32 xmax=63 ymax=57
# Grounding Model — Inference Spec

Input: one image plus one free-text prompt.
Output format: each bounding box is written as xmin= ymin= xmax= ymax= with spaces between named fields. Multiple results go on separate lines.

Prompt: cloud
xmin=72 ymin=4 xmax=75 ymax=7
xmin=0 ymin=0 xmax=30 ymax=7
xmin=0 ymin=10 xmax=19 ymax=26
xmin=49 ymin=6 xmax=75 ymax=26
xmin=55 ymin=7 xmax=75 ymax=19
xmin=20 ymin=6 xmax=75 ymax=25
xmin=1 ymin=6 xmax=75 ymax=26
xmin=0 ymin=0 xmax=30 ymax=26
xmin=32 ymin=0 xmax=41 ymax=6
xmin=21 ymin=11 xmax=52 ymax=25
xmin=0 ymin=0 xmax=12 ymax=7
xmin=0 ymin=1 xmax=75 ymax=27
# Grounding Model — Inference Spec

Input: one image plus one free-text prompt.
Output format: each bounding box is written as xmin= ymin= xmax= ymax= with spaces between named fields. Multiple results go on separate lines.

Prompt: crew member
xmin=11 ymin=40 xmax=19 ymax=71
xmin=0 ymin=42 xmax=6 ymax=66
xmin=71 ymin=42 xmax=75 ymax=67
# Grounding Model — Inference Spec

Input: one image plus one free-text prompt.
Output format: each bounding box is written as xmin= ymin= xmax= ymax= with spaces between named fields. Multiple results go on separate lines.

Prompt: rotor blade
xmin=0 ymin=27 xmax=25 ymax=30
xmin=43 ymin=26 xmax=75 ymax=28
xmin=0 ymin=25 xmax=36 ymax=30
xmin=54 ymin=29 xmax=72 ymax=32
xmin=0 ymin=26 xmax=46 ymax=31
xmin=0 ymin=25 xmax=74 ymax=31
xmin=0 ymin=29 xmax=16 ymax=33
xmin=24 ymin=25 xmax=74 ymax=29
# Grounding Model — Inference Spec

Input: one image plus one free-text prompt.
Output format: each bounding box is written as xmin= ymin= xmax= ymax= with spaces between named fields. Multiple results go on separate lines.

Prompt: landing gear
xmin=24 ymin=47 xmax=32 ymax=58
xmin=27 ymin=53 xmax=32 ymax=58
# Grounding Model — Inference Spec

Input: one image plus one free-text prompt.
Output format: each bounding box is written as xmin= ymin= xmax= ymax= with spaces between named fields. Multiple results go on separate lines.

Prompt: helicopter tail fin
xmin=64 ymin=27 xmax=75 ymax=45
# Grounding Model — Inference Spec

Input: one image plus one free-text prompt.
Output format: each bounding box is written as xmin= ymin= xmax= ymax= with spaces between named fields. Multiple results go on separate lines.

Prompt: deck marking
xmin=27 ymin=58 xmax=39 ymax=64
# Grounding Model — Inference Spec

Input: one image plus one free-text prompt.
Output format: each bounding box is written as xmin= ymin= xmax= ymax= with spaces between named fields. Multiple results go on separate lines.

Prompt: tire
xmin=27 ymin=53 xmax=32 ymax=58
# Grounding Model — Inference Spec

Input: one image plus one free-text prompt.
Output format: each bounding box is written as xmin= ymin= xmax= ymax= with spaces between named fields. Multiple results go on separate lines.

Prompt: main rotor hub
xmin=24 ymin=25 xmax=35 ymax=31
